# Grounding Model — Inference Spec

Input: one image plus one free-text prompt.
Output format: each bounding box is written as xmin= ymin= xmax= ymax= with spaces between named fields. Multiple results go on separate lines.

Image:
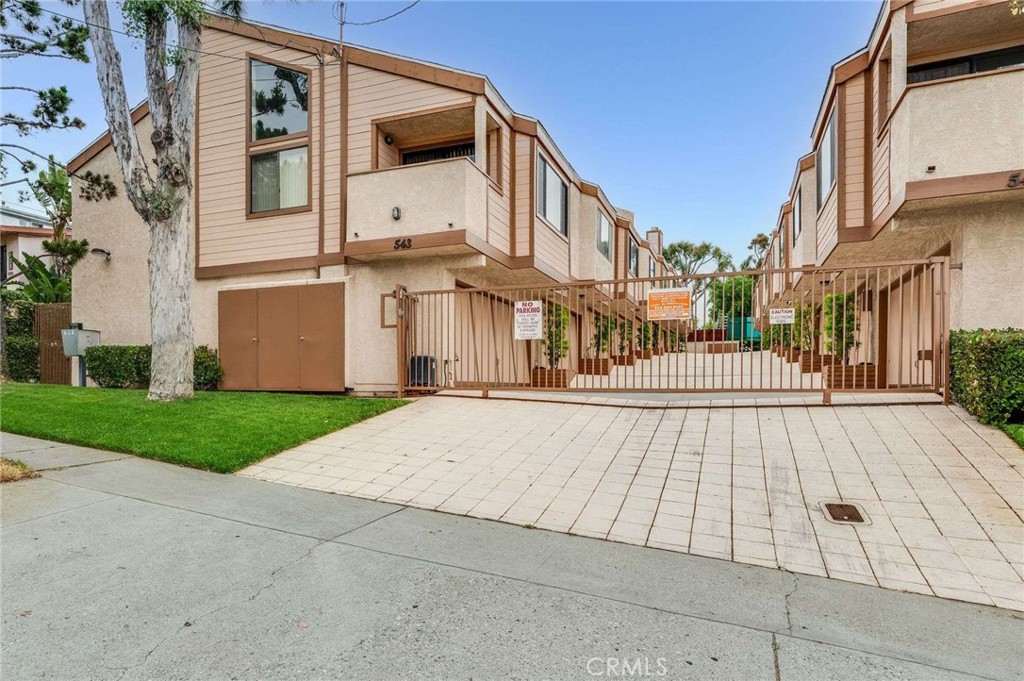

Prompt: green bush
xmin=3 ymin=335 xmax=39 ymax=382
xmin=84 ymin=344 xmax=222 ymax=391
xmin=2 ymin=289 xmax=35 ymax=337
xmin=949 ymin=329 xmax=1024 ymax=426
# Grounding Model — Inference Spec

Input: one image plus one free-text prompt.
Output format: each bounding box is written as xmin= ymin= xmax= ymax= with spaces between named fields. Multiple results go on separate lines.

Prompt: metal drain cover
xmin=822 ymin=502 xmax=866 ymax=524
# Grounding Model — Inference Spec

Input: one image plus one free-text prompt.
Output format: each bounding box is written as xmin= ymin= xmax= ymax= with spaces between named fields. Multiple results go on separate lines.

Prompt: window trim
xmin=536 ymin=152 xmax=569 ymax=238
xmin=246 ymin=54 xmax=313 ymax=150
xmin=246 ymin=140 xmax=313 ymax=219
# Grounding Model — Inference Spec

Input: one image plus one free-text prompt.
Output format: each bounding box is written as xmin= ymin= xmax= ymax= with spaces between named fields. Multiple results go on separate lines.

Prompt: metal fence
xmin=394 ymin=258 xmax=950 ymax=403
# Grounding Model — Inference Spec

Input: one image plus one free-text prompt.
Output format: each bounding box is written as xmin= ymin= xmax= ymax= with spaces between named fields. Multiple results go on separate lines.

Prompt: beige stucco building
xmin=754 ymin=0 xmax=1024 ymax=388
xmin=69 ymin=16 xmax=674 ymax=394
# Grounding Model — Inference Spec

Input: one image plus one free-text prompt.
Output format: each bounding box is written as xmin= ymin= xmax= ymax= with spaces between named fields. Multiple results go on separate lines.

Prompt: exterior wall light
xmin=90 ymin=248 xmax=111 ymax=261
xmin=384 ymin=135 xmax=394 ymax=145
xmin=392 ymin=207 xmax=401 ymax=221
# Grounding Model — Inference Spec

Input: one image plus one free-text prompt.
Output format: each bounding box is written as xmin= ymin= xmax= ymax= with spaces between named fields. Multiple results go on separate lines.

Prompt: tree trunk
xmin=147 ymin=203 xmax=194 ymax=400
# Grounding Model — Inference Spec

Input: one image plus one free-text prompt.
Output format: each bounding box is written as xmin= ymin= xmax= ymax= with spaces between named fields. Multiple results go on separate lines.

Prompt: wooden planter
xmin=824 ymin=364 xmax=878 ymax=389
xmin=531 ymin=368 xmax=575 ymax=388
xmin=612 ymin=354 xmax=636 ymax=366
xmin=636 ymin=349 xmax=654 ymax=360
xmin=578 ymin=358 xmax=612 ymax=375
xmin=784 ymin=348 xmax=803 ymax=362
xmin=652 ymin=347 xmax=666 ymax=356
xmin=799 ymin=353 xmax=839 ymax=373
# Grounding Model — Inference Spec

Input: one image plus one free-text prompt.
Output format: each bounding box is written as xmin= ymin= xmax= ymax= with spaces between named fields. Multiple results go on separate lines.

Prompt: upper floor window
xmin=648 ymin=256 xmax=656 ymax=278
xmin=597 ymin=212 xmax=612 ymax=260
xmin=793 ymin=189 xmax=802 ymax=240
xmin=248 ymin=58 xmax=311 ymax=217
xmin=628 ymin=238 xmax=639 ymax=277
xmin=816 ymin=109 xmax=836 ymax=209
xmin=908 ymin=46 xmax=1024 ymax=85
xmin=537 ymin=154 xmax=568 ymax=236
xmin=250 ymin=59 xmax=309 ymax=142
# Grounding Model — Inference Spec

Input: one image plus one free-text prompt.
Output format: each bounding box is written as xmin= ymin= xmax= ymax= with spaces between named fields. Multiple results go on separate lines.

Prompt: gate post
xmin=395 ymin=284 xmax=406 ymax=399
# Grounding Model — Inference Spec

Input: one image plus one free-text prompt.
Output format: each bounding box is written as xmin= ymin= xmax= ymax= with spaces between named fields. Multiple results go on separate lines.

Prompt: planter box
xmin=824 ymin=364 xmax=878 ymax=389
xmin=799 ymin=353 xmax=839 ymax=373
xmin=612 ymin=354 xmax=636 ymax=366
xmin=652 ymin=347 xmax=666 ymax=356
xmin=578 ymin=358 xmax=612 ymax=375
xmin=784 ymin=348 xmax=803 ymax=362
xmin=531 ymin=368 xmax=575 ymax=388
xmin=636 ymin=349 xmax=654 ymax=360
xmin=706 ymin=341 xmax=741 ymax=354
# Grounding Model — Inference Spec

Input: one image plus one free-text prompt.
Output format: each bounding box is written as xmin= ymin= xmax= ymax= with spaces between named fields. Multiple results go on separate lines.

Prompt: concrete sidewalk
xmin=3 ymin=434 xmax=1023 ymax=680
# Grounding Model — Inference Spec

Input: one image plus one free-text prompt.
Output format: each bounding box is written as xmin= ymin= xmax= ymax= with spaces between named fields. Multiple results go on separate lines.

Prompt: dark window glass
xmin=250 ymin=147 xmax=308 ymax=213
xmin=628 ymin=239 xmax=639 ymax=277
xmin=908 ymin=60 xmax=970 ymax=84
xmin=402 ymin=142 xmax=475 ymax=166
xmin=908 ymin=46 xmax=1024 ymax=85
xmin=251 ymin=60 xmax=309 ymax=141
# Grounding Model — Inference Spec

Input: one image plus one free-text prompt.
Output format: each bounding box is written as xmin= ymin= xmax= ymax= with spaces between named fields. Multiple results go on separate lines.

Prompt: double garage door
xmin=218 ymin=283 xmax=345 ymax=391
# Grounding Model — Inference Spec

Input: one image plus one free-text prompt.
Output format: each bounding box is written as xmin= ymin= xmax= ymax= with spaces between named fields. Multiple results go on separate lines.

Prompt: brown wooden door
xmin=298 ymin=283 xmax=345 ymax=391
xmin=36 ymin=303 xmax=71 ymax=384
xmin=257 ymin=286 xmax=301 ymax=390
xmin=218 ymin=289 xmax=258 ymax=390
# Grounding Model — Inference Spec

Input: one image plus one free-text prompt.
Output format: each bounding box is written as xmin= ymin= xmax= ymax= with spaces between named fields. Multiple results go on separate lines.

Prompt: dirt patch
xmin=1 ymin=457 xmax=39 ymax=483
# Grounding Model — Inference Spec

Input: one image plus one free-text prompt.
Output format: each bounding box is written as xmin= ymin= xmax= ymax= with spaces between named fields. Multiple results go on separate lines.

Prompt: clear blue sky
xmin=4 ymin=0 xmax=880 ymax=262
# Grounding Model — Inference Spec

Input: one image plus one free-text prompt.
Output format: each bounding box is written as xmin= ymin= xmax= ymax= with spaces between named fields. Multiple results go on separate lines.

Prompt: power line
xmin=342 ymin=0 xmax=422 ymax=27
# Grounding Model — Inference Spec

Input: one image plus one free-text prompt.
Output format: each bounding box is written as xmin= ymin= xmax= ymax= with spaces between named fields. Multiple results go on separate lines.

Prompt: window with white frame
xmin=597 ymin=212 xmax=612 ymax=260
xmin=816 ymin=109 xmax=836 ymax=209
xmin=536 ymin=154 xmax=568 ymax=236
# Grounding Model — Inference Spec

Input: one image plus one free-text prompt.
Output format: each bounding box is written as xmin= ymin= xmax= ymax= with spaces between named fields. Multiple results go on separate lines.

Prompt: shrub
xmin=84 ymin=344 xmax=223 ymax=390
xmin=2 ymin=289 xmax=35 ymax=337
xmin=3 ymin=335 xmax=39 ymax=382
xmin=949 ymin=329 xmax=1024 ymax=426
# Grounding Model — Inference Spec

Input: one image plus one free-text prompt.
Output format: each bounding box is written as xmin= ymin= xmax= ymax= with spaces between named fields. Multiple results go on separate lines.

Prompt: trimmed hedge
xmin=3 ymin=335 xmax=40 ymax=382
xmin=2 ymin=289 xmax=35 ymax=337
xmin=949 ymin=328 xmax=1024 ymax=426
xmin=84 ymin=345 xmax=223 ymax=391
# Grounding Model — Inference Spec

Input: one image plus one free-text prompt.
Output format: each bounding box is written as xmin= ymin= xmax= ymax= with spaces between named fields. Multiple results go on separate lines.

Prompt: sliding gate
xmin=394 ymin=258 xmax=950 ymax=403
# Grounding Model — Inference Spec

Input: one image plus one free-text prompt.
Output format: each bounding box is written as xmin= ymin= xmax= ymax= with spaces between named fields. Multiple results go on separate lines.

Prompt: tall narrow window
xmin=537 ymin=154 xmax=568 ymax=236
xmin=628 ymin=238 xmax=639 ymax=277
xmin=648 ymin=256 xmax=656 ymax=278
xmin=816 ymin=109 xmax=836 ymax=209
xmin=597 ymin=213 xmax=612 ymax=260
xmin=248 ymin=58 xmax=311 ymax=217
xmin=793 ymin=189 xmax=802 ymax=240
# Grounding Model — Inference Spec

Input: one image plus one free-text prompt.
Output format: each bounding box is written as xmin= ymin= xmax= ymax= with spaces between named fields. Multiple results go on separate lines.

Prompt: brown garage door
xmin=218 ymin=283 xmax=344 ymax=391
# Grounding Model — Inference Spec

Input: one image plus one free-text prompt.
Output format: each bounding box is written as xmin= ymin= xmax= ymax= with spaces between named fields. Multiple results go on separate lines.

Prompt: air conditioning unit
xmin=408 ymin=355 xmax=436 ymax=387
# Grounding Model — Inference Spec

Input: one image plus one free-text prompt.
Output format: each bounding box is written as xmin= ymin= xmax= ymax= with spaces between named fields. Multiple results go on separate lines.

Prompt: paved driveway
xmin=3 ymin=434 xmax=1023 ymax=680
xmin=243 ymin=397 xmax=1024 ymax=611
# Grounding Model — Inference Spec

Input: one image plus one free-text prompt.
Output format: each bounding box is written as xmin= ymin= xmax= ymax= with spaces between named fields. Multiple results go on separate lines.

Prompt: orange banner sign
xmin=647 ymin=288 xmax=691 ymax=321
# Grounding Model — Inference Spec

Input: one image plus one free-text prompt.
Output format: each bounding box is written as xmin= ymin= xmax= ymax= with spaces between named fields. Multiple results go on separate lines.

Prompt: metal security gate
xmin=394 ymin=258 xmax=950 ymax=403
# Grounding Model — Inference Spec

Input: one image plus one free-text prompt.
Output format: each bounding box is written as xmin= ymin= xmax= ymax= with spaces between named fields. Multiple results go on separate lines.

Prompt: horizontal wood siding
xmin=844 ymin=74 xmax=867 ymax=229
xmin=198 ymin=29 xmax=323 ymax=268
xmin=347 ymin=64 xmax=473 ymax=174
xmin=514 ymin=134 xmax=532 ymax=256
xmin=535 ymin=220 xmax=569 ymax=274
xmin=816 ymin=189 xmax=839 ymax=263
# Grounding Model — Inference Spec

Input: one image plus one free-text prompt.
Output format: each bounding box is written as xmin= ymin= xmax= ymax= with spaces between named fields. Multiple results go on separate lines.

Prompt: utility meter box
xmin=62 ymin=327 xmax=101 ymax=357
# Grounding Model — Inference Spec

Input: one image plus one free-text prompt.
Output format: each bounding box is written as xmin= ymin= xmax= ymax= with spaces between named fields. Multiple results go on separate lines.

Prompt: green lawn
xmin=1002 ymin=423 xmax=1024 ymax=449
xmin=0 ymin=383 xmax=407 ymax=473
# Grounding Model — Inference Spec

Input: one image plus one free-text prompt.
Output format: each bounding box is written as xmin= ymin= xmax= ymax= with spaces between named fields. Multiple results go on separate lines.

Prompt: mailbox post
xmin=61 ymin=323 xmax=101 ymax=387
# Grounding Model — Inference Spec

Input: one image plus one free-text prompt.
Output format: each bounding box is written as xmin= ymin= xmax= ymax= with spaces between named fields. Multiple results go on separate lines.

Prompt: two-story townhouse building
xmin=754 ymin=0 xmax=1024 ymax=389
xmin=69 ymin=15 xmax=675 ymax=394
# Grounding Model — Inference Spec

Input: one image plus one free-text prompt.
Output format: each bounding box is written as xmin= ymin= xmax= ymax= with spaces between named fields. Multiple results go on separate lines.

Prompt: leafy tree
xmin=589 ymin=311 xmax=614 ymax=357
xmin=541 ymin=302 xmax=569 ymax=369
xmin=0 ymin=0 xmax=115 ymax=199
xmin=82 ymin=0 xmax=243 ymax=400
xmin=31 ymin=155 xmax=90 ymax=277
xmin=741 ymin=233 xmax=769 ymax=271
xmin=708 ymin=275 xmax=754 ymax=326
xmin=823 ymin=293 xmax=859 ymax=362
xmin=7 ymin=253 xmax=71 ymax=303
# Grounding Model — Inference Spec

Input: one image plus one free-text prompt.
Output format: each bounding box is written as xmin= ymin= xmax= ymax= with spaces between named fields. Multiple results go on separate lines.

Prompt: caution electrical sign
xmin=647 ymin=288 xmax=691 ymax=321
